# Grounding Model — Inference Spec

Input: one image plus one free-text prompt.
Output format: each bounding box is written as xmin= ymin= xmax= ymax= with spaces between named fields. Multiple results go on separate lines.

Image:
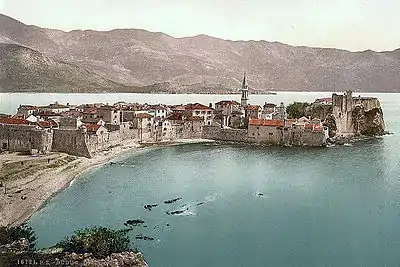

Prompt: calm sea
xmin=7 ymin=92 xmax=400 ymax=267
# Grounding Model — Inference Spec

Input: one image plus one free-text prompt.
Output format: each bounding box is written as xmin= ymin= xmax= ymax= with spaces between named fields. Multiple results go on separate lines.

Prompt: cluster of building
xmin=0 ymin=100 xmax=216 ymax=157
xmin=2 ymin=73 xmax=377 ymax=158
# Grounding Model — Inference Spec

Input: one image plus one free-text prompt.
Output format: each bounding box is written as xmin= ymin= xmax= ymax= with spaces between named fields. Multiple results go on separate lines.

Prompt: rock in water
xmin=125 ymin=219 xmax=145 ymax=226
xmin=164 ymin=197 xmax=182 ymax=204
xmin=166 ymin=208 xmax=189 ymax=215
xmin=136 ymin=234 xmax=154 ymax=241
xmin=144 ymin=204 xmax=158 ymax=211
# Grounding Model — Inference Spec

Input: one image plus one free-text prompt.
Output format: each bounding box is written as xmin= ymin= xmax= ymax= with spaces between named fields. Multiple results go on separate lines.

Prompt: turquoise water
xmin=28 ymin=95 xmax=400 ymax=267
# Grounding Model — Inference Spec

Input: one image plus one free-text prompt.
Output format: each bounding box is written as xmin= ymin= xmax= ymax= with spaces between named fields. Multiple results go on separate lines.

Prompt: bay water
xmin=2 ymin=92 xmax=399 ymax=266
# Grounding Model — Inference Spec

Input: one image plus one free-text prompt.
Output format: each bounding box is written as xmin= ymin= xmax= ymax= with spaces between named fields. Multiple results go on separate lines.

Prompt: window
xmin=2 ymin=142 xmax=7 ymax=149
xmin=258 ymin=133 xmax=260 ymax=136
xmin=163 ymin=128 xmax=167 ymax=131
xmin=269 ymin=133 xmax=273 ymax=136
xmin=257 ymin=127 xmax=259 ymax=130
xmin=252 ymin=133 xmax=255 ymax=136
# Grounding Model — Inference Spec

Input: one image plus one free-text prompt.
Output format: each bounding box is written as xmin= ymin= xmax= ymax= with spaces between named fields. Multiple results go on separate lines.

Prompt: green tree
xmin=286 ymin=102 xmax=310 ymax=119
xmin=56 ymin=227 xmax=132 ymax=259
xmin=0 ymin=222 xmax=37 ymax=251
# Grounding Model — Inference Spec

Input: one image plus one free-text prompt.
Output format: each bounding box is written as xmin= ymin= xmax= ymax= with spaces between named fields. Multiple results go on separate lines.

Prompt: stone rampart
xmin=202 ymin=126 xmax=248 ymax=142
xmin=52 ymin=129 xmax=91 ymax=158
xmin=292 ymin=128 xmax=326 ymax=147
xmin=332 ymin=91 xmax=385 ymax=136
xmin=0 ymin=125 xmax=53 ymax=154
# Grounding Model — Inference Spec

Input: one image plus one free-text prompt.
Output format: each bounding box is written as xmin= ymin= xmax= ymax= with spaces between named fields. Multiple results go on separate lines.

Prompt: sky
xmin=0 ymin=0 xmax=399 ymax=52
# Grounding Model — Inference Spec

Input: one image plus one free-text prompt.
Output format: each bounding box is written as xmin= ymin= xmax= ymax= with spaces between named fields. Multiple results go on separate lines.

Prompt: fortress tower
xmin=332 ymin=90 xmax=354 ymax=136
xmin=240 ymin=72 xmax=249 ymax=107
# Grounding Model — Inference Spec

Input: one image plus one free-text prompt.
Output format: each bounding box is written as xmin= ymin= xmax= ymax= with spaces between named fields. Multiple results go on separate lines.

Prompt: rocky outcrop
xmin=64 ymin=252 xmax=149 ymax=267
xmin=352 ymin=106 xmax=385 ymax=136
xmin=332 ymin=91 xmax=385 ymax=137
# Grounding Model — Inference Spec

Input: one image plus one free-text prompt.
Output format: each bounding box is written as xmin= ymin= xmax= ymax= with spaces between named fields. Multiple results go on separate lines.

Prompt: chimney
xmin=209 ymin=103 xmax=212 ymax=108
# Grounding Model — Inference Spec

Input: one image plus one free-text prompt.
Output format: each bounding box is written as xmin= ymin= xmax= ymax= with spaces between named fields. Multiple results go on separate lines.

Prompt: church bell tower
xmin=240 ymin=72 xmax=249 ymax=107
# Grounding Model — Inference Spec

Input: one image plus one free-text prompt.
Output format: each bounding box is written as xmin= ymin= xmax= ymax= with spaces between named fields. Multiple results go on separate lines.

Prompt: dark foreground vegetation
xmin=0 ymin=223 xmax=147 ymax=267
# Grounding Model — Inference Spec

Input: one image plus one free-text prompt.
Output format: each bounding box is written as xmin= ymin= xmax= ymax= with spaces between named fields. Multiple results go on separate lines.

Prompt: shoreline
xmin=0 ymin=139 xmax=214 ymax=228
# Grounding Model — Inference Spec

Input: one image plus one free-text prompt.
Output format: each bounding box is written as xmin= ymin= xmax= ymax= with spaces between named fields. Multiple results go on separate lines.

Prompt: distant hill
xmin=0 ymin=13 xmax=400 ymax=93
xmin=0 ymin=43 xmax=130 ymax=92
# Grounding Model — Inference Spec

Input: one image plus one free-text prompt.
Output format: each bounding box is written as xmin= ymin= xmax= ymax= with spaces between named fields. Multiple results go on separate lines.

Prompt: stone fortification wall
xmin=332 ymin=91 xmax=354 ymax=136
xmin=202 ymin=126 xmax=248 ymax=142
xmin=174 ymin=121 xmax=203 ymax=140
xmin=352 ymin=98 xmax=381 ymax=111
xmin=0 ymin=125 xmax=53 ymax=154
xmin=86 ymin=131 xmax=121 ymax=155
xmin=31 ymin=129 xmax=53 ymax=153
xmin=248 ymin=125 xmax=286 ymax=145
xmin=52 ymin=129 xmax=91 ymax=158
xmin=291 ymin=128 xmax=326 ymax=147
xmin=332 ymin=91 xmax=385 ymax=137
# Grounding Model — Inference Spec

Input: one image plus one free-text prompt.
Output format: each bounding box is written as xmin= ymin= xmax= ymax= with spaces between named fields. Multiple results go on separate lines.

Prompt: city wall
xmin=52 ymin=129 xmax=91 ymax=158
xmin=0 ymin=125 xmax=53 ymax=154
xmin=291 ymin=128 xmax=326 ymax=147
xmin=202 ymin=126 xmax=248 ymax=142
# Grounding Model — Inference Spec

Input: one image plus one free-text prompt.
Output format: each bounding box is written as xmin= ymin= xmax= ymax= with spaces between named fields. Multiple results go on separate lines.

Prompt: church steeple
xmin=242 ymin=72 xmax=248 ymax=89
xmin=241 ymin=72 xmax=249 ymax=107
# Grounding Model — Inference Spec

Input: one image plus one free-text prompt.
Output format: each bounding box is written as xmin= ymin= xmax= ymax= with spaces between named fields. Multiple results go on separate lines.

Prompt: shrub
xmin=56 ymin=227 xmax=132 ymax=259
xmin=0 ymin=223 xmax=37 ymax=251
xmin=286 ymin=102 xmax=310 ymax=119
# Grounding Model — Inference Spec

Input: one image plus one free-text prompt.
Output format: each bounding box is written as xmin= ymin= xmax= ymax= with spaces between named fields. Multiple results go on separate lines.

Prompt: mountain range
xmin=0 ymin=13 xmax=399 ymax=93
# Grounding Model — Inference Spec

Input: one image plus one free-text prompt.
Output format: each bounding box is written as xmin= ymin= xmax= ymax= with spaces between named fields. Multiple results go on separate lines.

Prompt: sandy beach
xmin=0 ymin=139 xmax=213 ymax=228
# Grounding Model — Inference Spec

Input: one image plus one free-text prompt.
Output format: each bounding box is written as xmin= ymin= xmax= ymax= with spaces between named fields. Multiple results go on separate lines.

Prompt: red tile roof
xmin=249 ymin=119 xmax=284 ymax=127
xmin=305 ymin=123 xmax=324 ymax=132
xmin=37 ymin=120 xmax=58 ymax=128
xmin=83 ymin=123 xmax=101 ymax=133
xmin=185 ymin=103 xmax=213 ymax=110
xmin=0 ymin=118 xmax=30 ymax=125
xmin=245 ymin=105 xmax=261 ymax=111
